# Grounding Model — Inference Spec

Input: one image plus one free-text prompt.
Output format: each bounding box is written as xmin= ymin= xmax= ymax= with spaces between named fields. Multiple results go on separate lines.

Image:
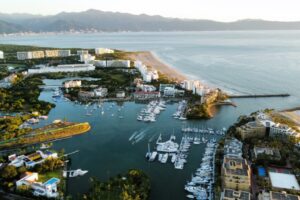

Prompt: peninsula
xmin=0 ymin=121 xmax=91 ymax=149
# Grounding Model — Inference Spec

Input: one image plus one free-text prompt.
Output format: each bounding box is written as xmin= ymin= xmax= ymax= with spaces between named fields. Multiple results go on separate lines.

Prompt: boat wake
xmin=130 ymin=127 xmax=152 ymax=145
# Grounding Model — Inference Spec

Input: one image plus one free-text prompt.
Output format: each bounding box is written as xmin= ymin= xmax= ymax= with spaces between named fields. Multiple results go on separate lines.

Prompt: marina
xmin=181 ymin=126 xmax=226 ymax=135
xmin=173 ymin=100 xmax=188 ymax=120
xmin=137 ymin=100 xmax=166 ymax=122
xmin=184 ymin=140 xmax=217 ymax=200
xmin=146 ymin=132 xmax=219 ymax=172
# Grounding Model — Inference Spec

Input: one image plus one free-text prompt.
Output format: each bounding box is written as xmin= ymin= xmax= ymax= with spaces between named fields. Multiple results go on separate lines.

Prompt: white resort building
xmin=134 ymin=61 xmax=159 ymax=82
xmin=64 ymin=80 xmax=82 ymax=88
xmin=95 ymin=48 xmax=114 ymax=55
xmin=17 ymin=52 xmax=33 ymax=60
xmin=28 ymin=64 xmax=95 ymax=74
xmin=16 ymin=172 xmax=60 ymax=198
xmin=94 ymin=60 xmax=130 ymax=68
xmin=0 ymin=51 xmax=4 ymax=59
xmin=94 ymin=87 xmax=108 ymax=97
xmin=18 ymin=50 xmax=71 ymax=60
xmin=45 ymin=50 xmax=71 ymax=57
xmin=77 ymin=50 xmax=89 ymax=55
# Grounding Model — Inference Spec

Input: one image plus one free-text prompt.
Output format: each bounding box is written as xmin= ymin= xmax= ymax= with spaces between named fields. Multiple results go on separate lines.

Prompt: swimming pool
xmin=258 ymin=167 xmax=266 ymax=177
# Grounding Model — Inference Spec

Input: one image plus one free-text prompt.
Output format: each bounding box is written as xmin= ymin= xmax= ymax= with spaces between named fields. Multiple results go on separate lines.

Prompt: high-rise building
xmin=17 ymin=52 xmax=33 ymax=60
xmin=0 ymin=51 xmax=4 ymax=59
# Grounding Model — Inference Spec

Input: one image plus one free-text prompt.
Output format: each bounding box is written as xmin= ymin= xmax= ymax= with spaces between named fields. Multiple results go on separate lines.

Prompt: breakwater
xmin=229 ymin=93 xmax=290 ymax=99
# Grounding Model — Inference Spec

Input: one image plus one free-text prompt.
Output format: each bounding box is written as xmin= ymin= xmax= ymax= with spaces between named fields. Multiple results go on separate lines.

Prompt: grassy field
xmin=39 ymin=169 xmax=62 ymax=183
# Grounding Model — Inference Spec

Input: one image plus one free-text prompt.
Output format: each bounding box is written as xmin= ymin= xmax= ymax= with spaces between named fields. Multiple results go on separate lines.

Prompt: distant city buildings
xmin=0 ymin=50 xmax=4 ymax=59
xmin=95 ymin=48 xmax=114 ymax=55
xmin=28 ymin=64 xmax=95 ymax=74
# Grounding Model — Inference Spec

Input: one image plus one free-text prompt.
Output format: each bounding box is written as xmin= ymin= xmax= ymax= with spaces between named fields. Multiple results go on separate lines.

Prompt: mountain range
xmin=1 ymin=9 xmax=300 ymax=33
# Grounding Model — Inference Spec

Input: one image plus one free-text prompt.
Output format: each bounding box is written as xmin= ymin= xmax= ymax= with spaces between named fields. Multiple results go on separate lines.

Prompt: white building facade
xmin=95 ymin=48 xmax=114 ymax=55
xmin=17 ymin=52 xmax=33 ymax=60
xmin=134 ymin=60 xmax=159 ymax=82
xmin=64 ymin=80 xmax=82 ymax=88
xmin=28 ymin=64 xmax=95 ymax=74
xmin=94 ymin=60 xmax=130 ymax=68
xmin=0 ymin=51 xmax=4 ymax=59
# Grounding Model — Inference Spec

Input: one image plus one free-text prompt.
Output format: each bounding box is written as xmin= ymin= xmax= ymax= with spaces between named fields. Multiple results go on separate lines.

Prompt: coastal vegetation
xmin=186 ymin=89 xmax=228 ymax=119
xmin=0 ymin=75 xmax=55 ymax=114
xmin=0 ymin=114 xmax=32 ymax=141
xmin=82 ymin=169 xmax=151 ymax=200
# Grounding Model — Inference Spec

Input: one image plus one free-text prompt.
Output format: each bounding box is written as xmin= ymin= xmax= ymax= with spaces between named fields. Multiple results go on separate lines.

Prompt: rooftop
xmin=269 ymin=172 xmax=300 ymax=190
xmin=223 ymin=188 xmax=250 ymax=200
xmin=271 ymin=191 xmax=300 ymax=200
xmin=223 ymin=157 xmax=250 ymax=176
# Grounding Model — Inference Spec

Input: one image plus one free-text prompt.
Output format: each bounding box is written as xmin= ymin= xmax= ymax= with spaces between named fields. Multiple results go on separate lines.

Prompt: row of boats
xmin=185 ymin=140 xmax=217 ymax=200
xmin=182 ymin=126 xmax=226 ymax=135
xmin=137 ymin=100 xmax=166 ymax=122
xmin=145 ymin=134 xmax=216 ymax=170
xmin=173 ymin=100 xmax=187 ymax=120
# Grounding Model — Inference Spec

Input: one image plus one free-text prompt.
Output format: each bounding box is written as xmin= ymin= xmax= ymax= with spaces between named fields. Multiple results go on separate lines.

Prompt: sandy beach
xmin=127 ymin=51 xmax=187 ymax=82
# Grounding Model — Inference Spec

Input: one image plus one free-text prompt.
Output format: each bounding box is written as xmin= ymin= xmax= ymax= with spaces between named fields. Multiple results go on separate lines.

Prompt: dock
xmin=228 ymin=93 xmax=290 ymax=99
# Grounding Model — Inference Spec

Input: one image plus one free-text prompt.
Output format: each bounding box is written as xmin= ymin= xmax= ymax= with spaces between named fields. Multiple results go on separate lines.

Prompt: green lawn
xmin=39 ymin=169 xmax=62 ymax=183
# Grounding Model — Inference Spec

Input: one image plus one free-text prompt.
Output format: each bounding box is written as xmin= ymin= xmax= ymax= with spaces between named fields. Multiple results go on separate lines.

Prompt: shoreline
xmin=127 ymin=51 xmax=187 ymax=82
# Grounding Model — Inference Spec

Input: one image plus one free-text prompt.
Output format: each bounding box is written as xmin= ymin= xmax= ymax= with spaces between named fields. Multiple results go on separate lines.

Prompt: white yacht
xmin=63 ymin=169 xmax=88 ymax=178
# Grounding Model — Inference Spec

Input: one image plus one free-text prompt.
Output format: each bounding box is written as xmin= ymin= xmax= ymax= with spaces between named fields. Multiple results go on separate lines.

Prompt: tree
xmin=1 ymin=165 xmax=17 ymax=179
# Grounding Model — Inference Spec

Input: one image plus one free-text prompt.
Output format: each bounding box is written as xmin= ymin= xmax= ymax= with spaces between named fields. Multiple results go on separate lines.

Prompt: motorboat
xmin=63 ymin=169 xmax=88 ymax=178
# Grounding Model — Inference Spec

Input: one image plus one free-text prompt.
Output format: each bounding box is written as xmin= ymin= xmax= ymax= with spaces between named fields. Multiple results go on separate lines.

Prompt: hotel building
xmin=95 ymin=48 xmax=114 ymax=55
xmin=222 ymin=157 xmax=251 ymax=191
xmin=28 ymin=64 xmax=95 ymax=74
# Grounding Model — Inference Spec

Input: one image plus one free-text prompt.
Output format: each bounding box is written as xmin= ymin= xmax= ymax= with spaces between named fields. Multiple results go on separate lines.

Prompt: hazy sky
xmin=1 ymin=0 xmax=300 ymax=22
